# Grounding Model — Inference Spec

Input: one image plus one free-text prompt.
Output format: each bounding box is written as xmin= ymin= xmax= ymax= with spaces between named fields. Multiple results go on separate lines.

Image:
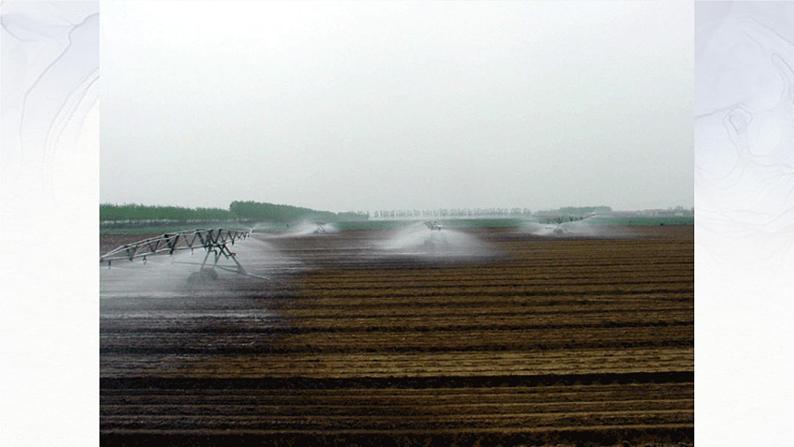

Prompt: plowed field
xmin=100 ymin=225 xmax=693 ymax=446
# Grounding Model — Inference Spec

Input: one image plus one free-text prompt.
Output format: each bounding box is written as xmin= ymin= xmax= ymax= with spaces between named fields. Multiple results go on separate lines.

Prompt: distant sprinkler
xmin=314 ymin=222 xmax=327 ymax=234
xmin=424 ymin=220 xmax=443 ymax=231
xmin=545 ymin=213 xmax=596 ymax=235
xmin=422 ymin=220 xmax=449 ymax=249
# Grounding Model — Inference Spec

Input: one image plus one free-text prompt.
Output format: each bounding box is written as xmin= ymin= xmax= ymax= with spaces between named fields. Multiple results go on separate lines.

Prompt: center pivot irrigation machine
xmin=542 ymin=214 xmax=596 ymax=235
xmin=424 ymin=220 xmax=444 ymax=231
xmin=422 ymin=220 xmax=449 ymax=248
xmin=314 ymin=222 xmax=328 ymax=234
xmin=100 ymin=228 xmax=264 ymax=281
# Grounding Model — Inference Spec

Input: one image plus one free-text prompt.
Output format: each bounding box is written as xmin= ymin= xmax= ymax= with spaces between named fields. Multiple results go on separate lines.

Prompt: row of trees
xmin=368 ymin=207 xmax=618 ymax=220
xmin=371 ymin=208 xmax=534 ymax=219
xmin=536 ymin=206 xmax=613 ymax=217
xmin=101 ymin=202 xmax=625 ymax=224
xmin=100 ymin=202 xmax=369 ymax=224
xmin=228 ymin=201 xmax=367 ymax=223
xmin=100 ymin=204 xmax=233 ymax=222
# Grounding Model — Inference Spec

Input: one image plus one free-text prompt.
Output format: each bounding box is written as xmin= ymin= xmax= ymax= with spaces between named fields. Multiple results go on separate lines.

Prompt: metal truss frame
xmin=100 ymin=228 xmax=252 ymax=276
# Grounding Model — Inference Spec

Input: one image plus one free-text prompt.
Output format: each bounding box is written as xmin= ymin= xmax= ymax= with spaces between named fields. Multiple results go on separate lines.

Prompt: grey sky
xmin=101 ymin=0 xmax=693 ymax=212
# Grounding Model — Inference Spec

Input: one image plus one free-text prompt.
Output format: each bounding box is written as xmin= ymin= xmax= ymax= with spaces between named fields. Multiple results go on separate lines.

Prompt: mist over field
xmin=101 ymin=0 xmax=692 ymax=212
xmin=98 ymin=2 xmax=695 ymax=445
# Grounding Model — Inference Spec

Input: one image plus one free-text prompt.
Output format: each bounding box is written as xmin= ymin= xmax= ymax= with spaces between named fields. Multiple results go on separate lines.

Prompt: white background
xmin=1 ymin=2 xmax=98 ymax=446
xmin=695 ymin=1 xmax=794 ymax=444
xmin=2 ymin=1 xmax=794 ymax=445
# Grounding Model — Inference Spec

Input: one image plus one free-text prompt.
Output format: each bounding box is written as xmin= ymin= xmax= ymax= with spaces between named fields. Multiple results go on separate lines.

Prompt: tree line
xmin=100 ymin=202 xmax=368 ymax=224
xmin=100 ymin=204 xmax=233 ymax=222
xmin=228 ymin=201 xmax=367 ymax=223
xmin=371 ymin=208 xmax=534 ymax=219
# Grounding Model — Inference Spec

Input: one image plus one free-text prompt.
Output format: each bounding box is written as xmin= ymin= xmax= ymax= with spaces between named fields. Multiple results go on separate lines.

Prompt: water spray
xmin=379 ymin=220 xmax=493 ymax=258
xmin=522 ymin=213 xmax=631 ymax=238
xmin=425 ymin=220 xmax=444 ymax=231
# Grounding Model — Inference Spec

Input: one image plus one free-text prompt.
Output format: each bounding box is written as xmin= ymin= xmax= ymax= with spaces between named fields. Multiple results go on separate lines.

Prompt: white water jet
xmin=521 ymin=218 xmax=632 ymax=238
xmin=99 ymin=236 xmax=299 ymax=298
xmin=378 ymin=222 xmax=493 ymax=258
xmin=261 ymin=220 xmax=339 ymax=238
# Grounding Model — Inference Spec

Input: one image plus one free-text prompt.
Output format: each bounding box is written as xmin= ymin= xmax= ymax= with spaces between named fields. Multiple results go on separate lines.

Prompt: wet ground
xmin=100 ymin=226 xmax=693 ymax=446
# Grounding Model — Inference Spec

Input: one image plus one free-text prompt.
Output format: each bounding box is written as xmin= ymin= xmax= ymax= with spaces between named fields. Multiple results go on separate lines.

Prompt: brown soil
xmin=100 ymin=225 xmax=693 ymax=446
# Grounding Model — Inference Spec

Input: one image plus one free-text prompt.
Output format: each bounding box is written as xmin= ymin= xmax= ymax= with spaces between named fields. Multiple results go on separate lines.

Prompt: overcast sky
xmin=101 ymin=0 xmax=693 ymax=212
